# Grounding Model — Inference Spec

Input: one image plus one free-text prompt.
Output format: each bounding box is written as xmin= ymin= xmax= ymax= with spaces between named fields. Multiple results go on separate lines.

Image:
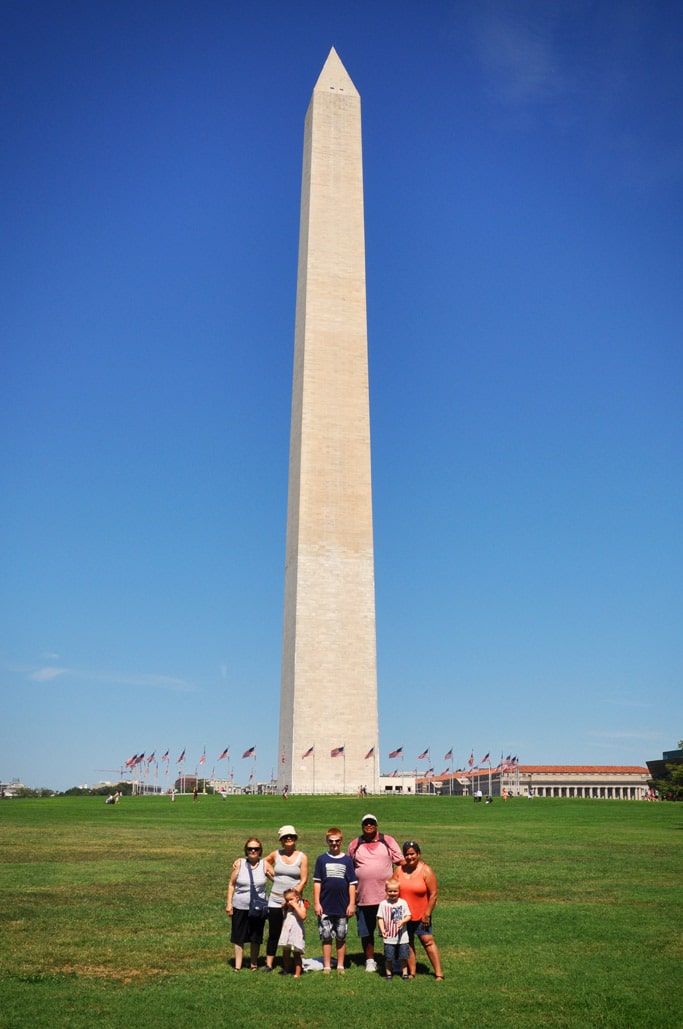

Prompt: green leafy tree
xmin=649 ymin=763 xmax=683 ymax=801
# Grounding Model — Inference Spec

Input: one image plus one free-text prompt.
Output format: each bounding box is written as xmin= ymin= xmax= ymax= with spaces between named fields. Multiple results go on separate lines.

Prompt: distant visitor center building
xmin=415 ymin=765 xmax=650 ymax=799
xmin=278 ymin=50 xmax=379 ymax=795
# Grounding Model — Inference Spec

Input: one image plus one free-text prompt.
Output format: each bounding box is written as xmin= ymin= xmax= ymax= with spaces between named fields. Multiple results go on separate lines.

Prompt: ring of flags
xmin=121 ymin=745 xmax=517 ymax=784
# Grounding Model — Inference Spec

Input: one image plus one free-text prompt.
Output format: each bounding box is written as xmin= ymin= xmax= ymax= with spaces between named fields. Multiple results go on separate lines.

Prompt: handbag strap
xmin=246 ymin=859 xmax=259 ymax=900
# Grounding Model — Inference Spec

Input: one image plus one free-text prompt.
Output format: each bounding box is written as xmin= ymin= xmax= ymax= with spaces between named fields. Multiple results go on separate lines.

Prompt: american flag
xmin=364 ymin=747 xmax=375 ymax=759
xmin=176 ymin=749 xmax=185 ymax=764
xmin=480 ymin=753 xmax=490 ymax=765
xmin=242 ymin=746 xmax=256 ymax=759
xmin=388 ymin=747 xmax=403 ymax=759
xmin=161 ymin=750 xmax=169 ymax=762
xmin=468 ymin=752 xmax=474 ymax=768
xmin=302 ymin=746 xmax=314 ymax=759
xmin=331 ymin=746 xmax=345 ymax=758
xmin=198 ymin=749 xmax=206 ymax=766
xmin=217 ymin=747 xmax=229 ymax=761
xmin=418 ymin=748 xmax=430 ymax=760
xmin=147 ymin=752 xmax=155 ymax=764
xmin=444 ymin=748 xmax=453 ymax=761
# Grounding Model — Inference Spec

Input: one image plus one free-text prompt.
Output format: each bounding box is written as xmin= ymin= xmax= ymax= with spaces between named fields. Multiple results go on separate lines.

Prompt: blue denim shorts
xmin=384 ymin=941 xmax=410 ymax=962
xmin=356 ymin=904 xmax=378 ymax=939
xmin=407 ymin=917 xmax=433 ymax=939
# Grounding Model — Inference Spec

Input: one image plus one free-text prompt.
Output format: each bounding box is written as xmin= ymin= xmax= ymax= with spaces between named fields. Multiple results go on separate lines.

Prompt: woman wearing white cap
xmin=263 ymin=825 xmax=308 ymax=972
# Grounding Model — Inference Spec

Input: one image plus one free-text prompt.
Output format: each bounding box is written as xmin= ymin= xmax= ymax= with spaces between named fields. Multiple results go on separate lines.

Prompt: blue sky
xmin=2 ymin=1 xmax=681 ymax=791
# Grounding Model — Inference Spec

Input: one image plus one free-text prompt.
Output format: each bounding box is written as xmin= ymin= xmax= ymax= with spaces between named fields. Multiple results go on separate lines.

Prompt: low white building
xmin=0 ymin=778 xmax=27 ymax=798
xmin=417 ymin=765 xmax=649 ymax=799
xmin=379 ymin=773 xmax=416 ymax=794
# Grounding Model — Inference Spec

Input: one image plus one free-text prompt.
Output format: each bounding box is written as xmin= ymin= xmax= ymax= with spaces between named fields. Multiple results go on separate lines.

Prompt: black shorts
xmin=230 ymin=907 xmax=266 ymax=946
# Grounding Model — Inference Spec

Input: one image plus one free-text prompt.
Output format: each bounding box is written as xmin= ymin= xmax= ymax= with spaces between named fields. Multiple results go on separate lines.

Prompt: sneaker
xmin=365 ymin=959 xmax=378 ymax=973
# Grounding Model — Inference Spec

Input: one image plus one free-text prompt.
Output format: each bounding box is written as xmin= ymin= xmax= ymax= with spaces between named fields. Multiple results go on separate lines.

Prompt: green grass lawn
xmin=1 ymin=794 xmax=681 ymax=1027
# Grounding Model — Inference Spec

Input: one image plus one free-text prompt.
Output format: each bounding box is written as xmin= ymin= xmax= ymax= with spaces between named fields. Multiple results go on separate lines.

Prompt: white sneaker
xmin=365 ymin=959 xmax=378 ymax=973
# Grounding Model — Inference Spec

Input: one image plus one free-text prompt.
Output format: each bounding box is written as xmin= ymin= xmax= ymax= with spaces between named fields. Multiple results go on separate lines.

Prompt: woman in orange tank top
xmin=396 ymin=840 xmax=444 ymax=980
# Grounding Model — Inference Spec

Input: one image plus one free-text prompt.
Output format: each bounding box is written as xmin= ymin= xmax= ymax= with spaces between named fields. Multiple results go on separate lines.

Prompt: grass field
xmin=1 ymin=794 xmax=681 ymax=1028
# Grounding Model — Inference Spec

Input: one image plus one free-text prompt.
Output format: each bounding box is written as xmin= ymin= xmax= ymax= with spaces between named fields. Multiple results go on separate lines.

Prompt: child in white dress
xmin=278 ymin=888 xmax=307 ymax=977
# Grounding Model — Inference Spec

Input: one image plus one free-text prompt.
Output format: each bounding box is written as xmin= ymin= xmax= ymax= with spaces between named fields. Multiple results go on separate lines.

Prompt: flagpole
xmin=343 ymin=744 xmax=346 ymax=796
xmin=313 ymin=748 xmax=316 ymax=796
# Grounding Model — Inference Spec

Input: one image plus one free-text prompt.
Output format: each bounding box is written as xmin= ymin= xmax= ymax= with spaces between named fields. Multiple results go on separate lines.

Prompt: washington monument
xmin=278 ymin=49 xmax=379 ymax=795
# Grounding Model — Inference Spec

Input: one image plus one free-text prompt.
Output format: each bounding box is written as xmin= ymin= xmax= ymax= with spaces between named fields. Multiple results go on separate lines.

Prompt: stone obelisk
xmin=278 ymin=49 xmax=379 ymax=795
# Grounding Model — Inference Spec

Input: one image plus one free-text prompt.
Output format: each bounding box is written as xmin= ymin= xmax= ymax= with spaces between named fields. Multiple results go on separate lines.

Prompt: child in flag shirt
xmin=377 ymin=879 xmax=412 ymax=980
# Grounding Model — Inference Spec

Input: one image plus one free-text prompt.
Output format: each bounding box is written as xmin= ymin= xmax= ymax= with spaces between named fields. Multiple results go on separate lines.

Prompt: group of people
xmin=225 ymin=814 xmax=444 ymax=980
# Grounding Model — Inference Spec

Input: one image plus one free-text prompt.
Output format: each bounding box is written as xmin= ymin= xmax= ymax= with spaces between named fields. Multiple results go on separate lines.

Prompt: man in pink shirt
xmin=348 ymin=814 xmax=403 ymax=972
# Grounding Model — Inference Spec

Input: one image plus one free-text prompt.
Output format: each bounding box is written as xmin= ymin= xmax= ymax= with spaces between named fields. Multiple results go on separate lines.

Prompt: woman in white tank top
xmin=263 ymin=824 xmax=308 ymax=972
